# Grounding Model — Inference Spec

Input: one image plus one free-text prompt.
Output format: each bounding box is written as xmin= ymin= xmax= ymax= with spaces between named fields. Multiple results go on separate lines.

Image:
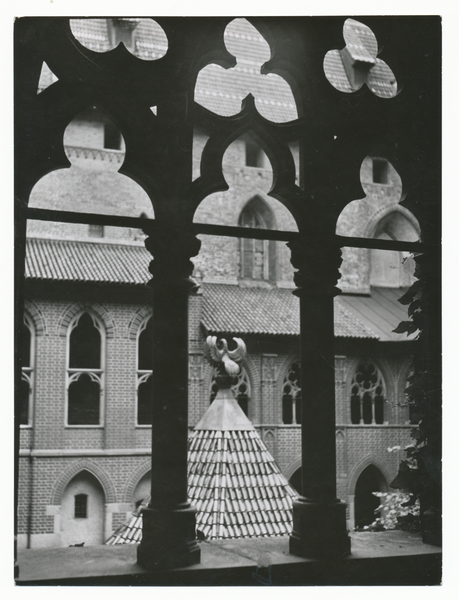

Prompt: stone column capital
xmin=143 ymin=224 xmax=201 ymax=292
xmin=287 ymin=237 xmax=342 ymax=297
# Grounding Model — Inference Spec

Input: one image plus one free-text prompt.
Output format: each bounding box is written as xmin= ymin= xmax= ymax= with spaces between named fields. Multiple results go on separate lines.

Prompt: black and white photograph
xmin=12 ymin=5 xmax=443 ymax=588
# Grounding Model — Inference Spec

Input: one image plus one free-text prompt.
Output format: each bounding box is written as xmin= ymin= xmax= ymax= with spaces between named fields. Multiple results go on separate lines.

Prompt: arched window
xmin=370 ymin=211 xmax=419 ymax=288
xmin=137 ymin=317 xmax=153 ymax=425
xmin=350 ymin=361 xmax=386 ymax=425
xmin=20 ymin=315 xmax=34 ymax=426
xmin=401 ymin=368 xmax=419 ymax=425
xmin=210 ymin=366 xmax=251 ymax=417
xmin=282 ymin=360 xmax=302 ymax=425
xmin=67 ymin=312 xmax=104 ymax=426
xmin=239 ymin=198 xmax=275 ymax=281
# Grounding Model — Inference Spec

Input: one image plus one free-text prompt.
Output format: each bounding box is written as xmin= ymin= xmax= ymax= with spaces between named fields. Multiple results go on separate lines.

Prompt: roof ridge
xmin=27 ymin=235 xmax=147 ymax=249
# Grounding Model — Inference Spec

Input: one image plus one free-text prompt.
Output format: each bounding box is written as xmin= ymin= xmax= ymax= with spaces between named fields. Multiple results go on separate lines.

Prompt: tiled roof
xmin=25 ymin=238 xmax=151 ymax=285
xmin=202 ymin=283 xmax=378 ymax=339
xmin=25 ymin=239 xmax=411 ymax=341
xmin=339 ymin=287 xmax=416 ymax=342
xmin=106 ymin=391 xmax=297 ymax=544
xmin=69 ymin=18 xmax=111 ymax=53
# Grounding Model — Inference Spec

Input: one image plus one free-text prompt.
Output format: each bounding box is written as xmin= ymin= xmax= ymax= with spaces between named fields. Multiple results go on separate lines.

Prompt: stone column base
xmin=289 ymin=497 xmax=351 ymax=559
xmin=137 ymin=502 xmax=201 ymax=570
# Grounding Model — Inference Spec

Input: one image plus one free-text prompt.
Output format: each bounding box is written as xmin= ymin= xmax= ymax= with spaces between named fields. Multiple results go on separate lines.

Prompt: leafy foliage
xmin=392 ymin=250 xmax=441 ymax=544
xmin=362 ymin=492 xmax=420 ymax=532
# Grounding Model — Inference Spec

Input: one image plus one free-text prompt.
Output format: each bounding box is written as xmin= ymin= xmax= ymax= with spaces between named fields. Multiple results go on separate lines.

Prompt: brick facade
xmin=19 ymin=89 xmax=416 ymax=548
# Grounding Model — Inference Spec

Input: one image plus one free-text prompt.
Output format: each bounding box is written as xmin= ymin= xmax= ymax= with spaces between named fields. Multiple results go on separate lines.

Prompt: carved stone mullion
xmin=143 ymin=225 xmax=201 ymax=292
xmin=137 ymin=222 xmax=201 ymax=570
xmin=287 ymin=236 xmax=343 ymax=298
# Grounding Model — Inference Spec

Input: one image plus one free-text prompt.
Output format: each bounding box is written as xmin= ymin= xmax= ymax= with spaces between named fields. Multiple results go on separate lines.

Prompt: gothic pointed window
xmin=282 ymin=360 xmax=302 ymax=425
xmin=137 ymin=317 xmax=153 ymax=425
xmin=67 ymin=312 xmax=104 ymax=426
xmin=239 ymin=197 xmax=275 ymax=281
xmin=350 ymin=361 xmax=386 ymax=425
xmin=370 ymin=211 xmax=419 ymax=288
xmin=20 ymin=316 xmax=34 ymax=426
xmin=210 ymin=366 xmax=251 ymax=417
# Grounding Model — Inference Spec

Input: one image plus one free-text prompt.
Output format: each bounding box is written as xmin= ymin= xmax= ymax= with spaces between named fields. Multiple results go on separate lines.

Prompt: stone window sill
xmin=16 ymin=531 xmax=441 ymax=586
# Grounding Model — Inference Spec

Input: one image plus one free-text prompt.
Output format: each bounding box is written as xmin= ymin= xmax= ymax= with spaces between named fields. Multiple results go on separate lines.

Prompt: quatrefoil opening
xmin=324 ymin=19 xmax=397 ymax=98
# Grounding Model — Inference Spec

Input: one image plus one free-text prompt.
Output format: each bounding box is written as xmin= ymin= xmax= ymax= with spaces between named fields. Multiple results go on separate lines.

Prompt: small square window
xmin=245 ymin=140 xmax=264 ymax=168
xmin=74 ymin=494 xmax=87 ymax=518
xmin=372 ymin=158 xmax=389 ymax=184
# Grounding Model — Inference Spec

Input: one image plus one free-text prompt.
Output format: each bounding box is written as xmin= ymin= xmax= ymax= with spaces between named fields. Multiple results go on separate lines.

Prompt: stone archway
xmin=60 ymin=470 xmax=106 ymax=547
xmin=133 ymin=471 xmax=151 ymax=509
xmin=354 ymin=464 xmax=387 ymax=528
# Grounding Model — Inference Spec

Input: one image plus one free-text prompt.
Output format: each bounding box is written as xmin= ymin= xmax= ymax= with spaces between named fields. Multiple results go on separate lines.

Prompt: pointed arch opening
xmin=354 ymin=465 xmax=388 ymax=528
xmin=20 ymin=315 xmax=34 ymax=426
xmin=239 ymin=197 xmax=276 ymax=281
xmin=60 ymin=471 xmax=105 ymax=547
xmin=133 ymin=471 xmax=151 ymax=509
xmin=350 ymin=360 xmax=387 ymax=425
xmin=66 ymin=312 xmax=104 ymax=427
xmin=137 ymin=316 xmax=153 ymax=426
xmin=370 ymin=211 xmax=419 ymax=288
xmin=282 ymin=359 xmax=301 ymax=425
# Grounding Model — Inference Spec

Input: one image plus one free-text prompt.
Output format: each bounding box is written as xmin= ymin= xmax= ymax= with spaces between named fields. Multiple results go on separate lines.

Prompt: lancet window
xmin=239 ymin=198 xmax=275 ymax=281
xmin=137 ymin=317 xmax=153 ymax=425
xmin=67 ymin=312 xmax=104 ymax=426
xmin=282 ymin=360 xmax=302 ymax=425
xmin=20 ymin=315 xmax=34 ymax=426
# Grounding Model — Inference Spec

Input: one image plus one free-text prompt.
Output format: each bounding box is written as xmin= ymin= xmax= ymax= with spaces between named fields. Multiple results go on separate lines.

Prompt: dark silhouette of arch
xmin=354 ymin=465 xmax=387 ymax=528
xmin=289 ymin=467 xmax=302 ymax=495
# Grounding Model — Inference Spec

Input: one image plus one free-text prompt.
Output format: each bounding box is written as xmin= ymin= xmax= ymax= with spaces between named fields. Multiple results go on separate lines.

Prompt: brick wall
xmin=19 ymin=289 xmax=413 ymax=545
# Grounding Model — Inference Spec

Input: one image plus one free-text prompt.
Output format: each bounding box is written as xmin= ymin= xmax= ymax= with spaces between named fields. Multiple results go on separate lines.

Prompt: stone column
xmin=137 ymin=225 xmax=201 ymax=569
xmin=287 ymin=237 xmax=351 ymax=559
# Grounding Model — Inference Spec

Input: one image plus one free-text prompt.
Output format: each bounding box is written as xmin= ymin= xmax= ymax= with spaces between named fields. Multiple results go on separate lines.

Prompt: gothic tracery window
xmin=20 ymin=315 xmax=34 ymax=426
xmin=282 ymin=360 xmax=302 ymax=425
xmin=137 ymin=316 xmax=153 ymax=425
xmin=67 ymin=312 xmax=104 ymax=426
xmin=210 ymin=366 xmax=251 ymax=417
xmin=350 ymin=361 xmax=386 ymax=425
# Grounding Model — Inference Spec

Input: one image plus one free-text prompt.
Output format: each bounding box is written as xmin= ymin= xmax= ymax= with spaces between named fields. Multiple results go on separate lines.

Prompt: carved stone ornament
xmin=287 ymin=237 xmax=343 ymax=297
xmin=203 ymin=336 xmax=247 ymax=387
xmin=143 ymin=223 xmax=202 ymax=291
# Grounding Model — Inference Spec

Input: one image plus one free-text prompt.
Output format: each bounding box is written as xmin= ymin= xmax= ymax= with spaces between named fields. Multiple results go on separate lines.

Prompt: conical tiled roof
xmin=106 ymin=389 xmax=297 ymax=544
